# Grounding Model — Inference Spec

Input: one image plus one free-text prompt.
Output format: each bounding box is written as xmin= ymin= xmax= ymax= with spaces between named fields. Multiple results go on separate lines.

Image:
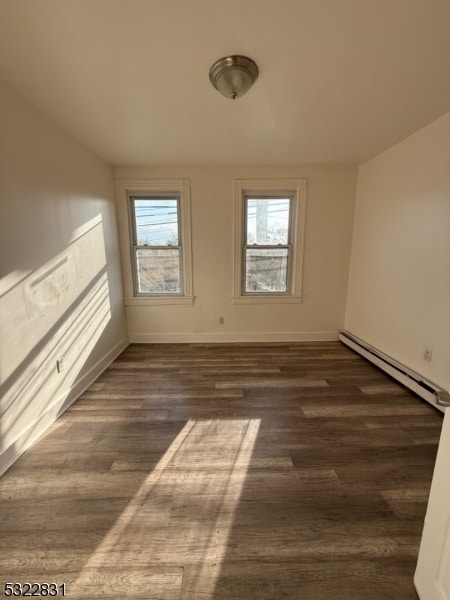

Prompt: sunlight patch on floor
xmin=73 ymin=418 xmax=261 ymax=599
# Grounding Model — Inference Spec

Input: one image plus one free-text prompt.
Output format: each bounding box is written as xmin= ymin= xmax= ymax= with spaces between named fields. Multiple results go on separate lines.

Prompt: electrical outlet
xmin=219 ymin=316 xmax=225 ymax=325
xmin=423 ymin=347 xmax=433 ymax=363
xmin=56 ymin=358 xmax=64 ymax=373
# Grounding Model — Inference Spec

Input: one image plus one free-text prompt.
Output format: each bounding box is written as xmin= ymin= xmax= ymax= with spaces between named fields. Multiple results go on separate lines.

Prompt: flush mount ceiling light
xmin=209 ymin=55 xmax=259 ymax=100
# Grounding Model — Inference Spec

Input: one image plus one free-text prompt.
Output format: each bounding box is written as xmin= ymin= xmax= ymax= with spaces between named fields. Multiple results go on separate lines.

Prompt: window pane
xmin=246 ymin=198 xmax=290 ymax=245
xmin=245 ymin=248 xmax=288 ymax=293
xmin=134 ymin=198 xmax=179 ymax=246
xmin=136 ymin=248 xmax=181 ymax=293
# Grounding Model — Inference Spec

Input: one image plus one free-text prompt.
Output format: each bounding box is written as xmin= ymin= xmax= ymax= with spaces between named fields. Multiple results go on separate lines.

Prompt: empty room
xmin=0 ymin=1 xmax=449 ymax=599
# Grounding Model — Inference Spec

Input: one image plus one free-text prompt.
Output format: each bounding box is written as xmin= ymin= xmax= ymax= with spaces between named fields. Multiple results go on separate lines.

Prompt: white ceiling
xmin=0 ymin=0 xmax=449 ymax=166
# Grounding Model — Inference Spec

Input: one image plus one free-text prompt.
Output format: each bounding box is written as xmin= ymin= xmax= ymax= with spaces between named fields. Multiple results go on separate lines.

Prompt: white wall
xmin=345 ymin=112 xmax=450 ymax=391
xmin=0 ymin=79 xmax=128 ymax=475
xmin=115 ymin=165 xmax=357 ymax=342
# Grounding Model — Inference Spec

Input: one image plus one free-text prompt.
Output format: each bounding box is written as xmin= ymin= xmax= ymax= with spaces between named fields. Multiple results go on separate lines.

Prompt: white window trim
xmin=115 ymin=179 xmax=194 ymax=306
xmin=233 ymin=178 xmax=306 ymax=304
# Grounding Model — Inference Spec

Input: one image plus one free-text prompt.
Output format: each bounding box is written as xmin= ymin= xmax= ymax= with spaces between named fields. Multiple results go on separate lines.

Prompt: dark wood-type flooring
xmin=0 ymin=342 xmax=443 ymax=599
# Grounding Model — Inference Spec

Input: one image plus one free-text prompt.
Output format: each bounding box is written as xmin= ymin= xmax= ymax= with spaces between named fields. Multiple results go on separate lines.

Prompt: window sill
xmin=232 ymin=295 xmax=304 ymax=305
xmin=124 ymin=296 xmax=195 ymax=307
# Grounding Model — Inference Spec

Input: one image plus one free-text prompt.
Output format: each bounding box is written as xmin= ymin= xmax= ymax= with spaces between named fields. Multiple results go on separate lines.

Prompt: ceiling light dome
xmin=209 ymin=55 xmax=259 ymax=100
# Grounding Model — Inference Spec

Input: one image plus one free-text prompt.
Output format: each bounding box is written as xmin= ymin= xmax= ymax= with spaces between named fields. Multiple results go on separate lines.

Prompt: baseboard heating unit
xmin=339 ymin=330 xmax=450 ymax=413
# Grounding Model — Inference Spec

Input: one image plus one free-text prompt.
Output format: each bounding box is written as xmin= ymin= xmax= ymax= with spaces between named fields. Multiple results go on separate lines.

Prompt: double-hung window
xmin=234 ymin=179 xmax=306 ymax=303
xmin=244 ymin=195 xmax=293 ymax=293
xmin=130 ymin=195 xmax=182 ymax=294
xmin=117 ymin=179 xmax=193 ymax=305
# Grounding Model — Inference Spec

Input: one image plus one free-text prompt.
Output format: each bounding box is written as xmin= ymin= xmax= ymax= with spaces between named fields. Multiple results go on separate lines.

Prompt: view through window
xmin=131 ymin=197 xmax=182 ymax=294
xmin=244 ymin=196 xmax=292 ymax=293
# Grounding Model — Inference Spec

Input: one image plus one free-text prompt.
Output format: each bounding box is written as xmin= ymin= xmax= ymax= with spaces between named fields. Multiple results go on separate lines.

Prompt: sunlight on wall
xmin=73 ymin=418 xmax=260 ymax=598
xmin=0 ymin=214 xmax=112 ymax=456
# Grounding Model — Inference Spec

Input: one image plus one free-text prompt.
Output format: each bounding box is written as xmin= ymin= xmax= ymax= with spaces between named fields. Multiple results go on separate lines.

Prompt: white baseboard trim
xmin=128 ymin=331 xmax=339 ymax=343
xmin=0 ymin=337 xmax=129 ymax=477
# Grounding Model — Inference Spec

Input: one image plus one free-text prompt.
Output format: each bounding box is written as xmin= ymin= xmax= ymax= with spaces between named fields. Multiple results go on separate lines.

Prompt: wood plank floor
xmin=0 ymin=342 xmax=443 ymax=599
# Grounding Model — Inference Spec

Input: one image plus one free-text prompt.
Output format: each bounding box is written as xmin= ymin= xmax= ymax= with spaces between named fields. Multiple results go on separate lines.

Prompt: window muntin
xmin=130 ymin=196 xmax=183 ymax=295
xmin=243 ymin=196 xmax=293 ymax=294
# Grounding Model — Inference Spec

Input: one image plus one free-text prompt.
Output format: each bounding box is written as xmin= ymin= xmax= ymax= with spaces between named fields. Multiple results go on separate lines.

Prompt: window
xmin=244 ymin=196 xmax=292 ymax=293
xmin=117 ymin=179 xmax=193 ymax=305
xmin=130 ymin=196 xmax=182 ymax=295
xmin=233 ymin=179 xmax=306 ymax=303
